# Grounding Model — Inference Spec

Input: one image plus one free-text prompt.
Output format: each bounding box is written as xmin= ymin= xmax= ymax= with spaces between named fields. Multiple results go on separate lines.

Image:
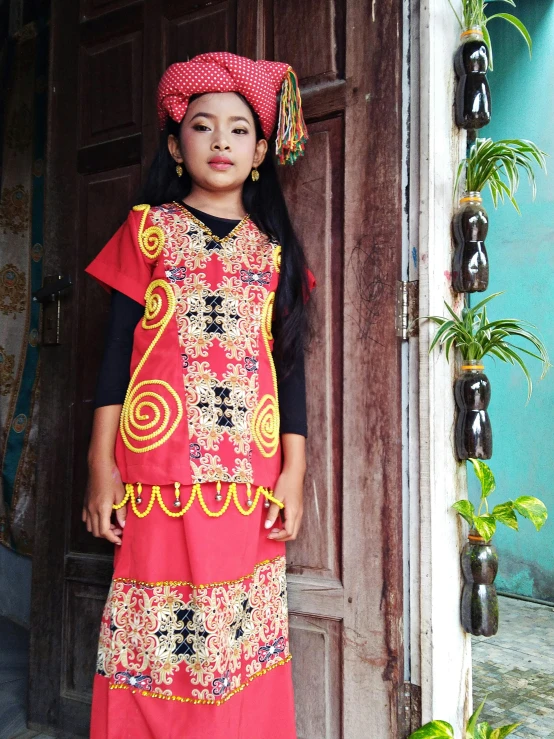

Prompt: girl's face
xmin=168 ymin=92 xmax=268 ymax=193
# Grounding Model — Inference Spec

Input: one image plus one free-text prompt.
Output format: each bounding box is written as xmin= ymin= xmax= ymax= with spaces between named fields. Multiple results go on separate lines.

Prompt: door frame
xmin=28 ymin=0 xmax=411 ymax=736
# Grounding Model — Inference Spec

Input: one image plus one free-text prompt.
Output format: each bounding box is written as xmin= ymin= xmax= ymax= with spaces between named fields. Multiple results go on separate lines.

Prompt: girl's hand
xmin=265 ymin=467 xmax=304 ymax=542
xmin=82 ymin=460 xmax=127 ymax=546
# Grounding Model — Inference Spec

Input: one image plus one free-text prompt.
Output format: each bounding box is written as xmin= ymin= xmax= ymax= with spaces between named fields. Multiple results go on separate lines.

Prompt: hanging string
xmin=275 ymin=67 xmax=309 ymax=166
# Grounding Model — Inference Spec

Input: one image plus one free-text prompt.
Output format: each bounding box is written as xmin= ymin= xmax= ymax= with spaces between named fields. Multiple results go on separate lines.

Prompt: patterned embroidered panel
xmin=150 ymin=203 xmax=279 ymax=484
xmin=96 ymin=555 xmax=291 ymax=704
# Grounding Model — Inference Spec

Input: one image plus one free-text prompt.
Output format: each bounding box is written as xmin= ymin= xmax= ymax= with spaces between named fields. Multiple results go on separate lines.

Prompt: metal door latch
xmin=33 ymin=274 xmax=73 ymax=346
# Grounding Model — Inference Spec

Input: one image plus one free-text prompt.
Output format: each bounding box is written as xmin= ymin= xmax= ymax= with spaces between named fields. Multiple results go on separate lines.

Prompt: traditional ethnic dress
xmin=85 ymin=48 xmax=312 ymax=739
xmin=85 ymin=200 xmax=315 ymax=738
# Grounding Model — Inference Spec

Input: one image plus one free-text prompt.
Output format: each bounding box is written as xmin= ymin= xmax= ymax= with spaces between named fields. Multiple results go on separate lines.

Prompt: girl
xmin=82 ymin=52 xmax=316 ymax=739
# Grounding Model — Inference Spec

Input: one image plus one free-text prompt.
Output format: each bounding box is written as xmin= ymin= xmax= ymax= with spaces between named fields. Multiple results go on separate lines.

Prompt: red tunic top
xmin=85 ymin=202 xmax=315 ymax=492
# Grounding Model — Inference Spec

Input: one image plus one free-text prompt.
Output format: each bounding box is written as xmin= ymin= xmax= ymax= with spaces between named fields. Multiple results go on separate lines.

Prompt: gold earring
xmin=176 ymin=163 xmax=183 ymax=178
xmin=251 ymin=167 xmax=259 ymax=182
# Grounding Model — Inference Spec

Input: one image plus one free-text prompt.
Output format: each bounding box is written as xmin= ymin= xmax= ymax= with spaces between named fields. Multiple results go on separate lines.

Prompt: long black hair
xmin=134 ymin=92 xmax=314 ymax=379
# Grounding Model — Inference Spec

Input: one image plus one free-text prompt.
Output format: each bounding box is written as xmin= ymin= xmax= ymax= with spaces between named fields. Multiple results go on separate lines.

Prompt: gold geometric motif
xmin=96 ymin=555 xmax=291 ymax=704
xmin=132 ymin=204 xmax=164 ymax=259
xmin=120 ymin=280 xmax=183 ymax=453
xmin=147 ymin=204 xmax=280 ymax=482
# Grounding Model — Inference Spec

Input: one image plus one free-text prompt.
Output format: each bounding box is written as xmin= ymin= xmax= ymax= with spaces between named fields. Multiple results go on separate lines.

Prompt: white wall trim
xmin=412 ymin=0 xmax=472 ymax=731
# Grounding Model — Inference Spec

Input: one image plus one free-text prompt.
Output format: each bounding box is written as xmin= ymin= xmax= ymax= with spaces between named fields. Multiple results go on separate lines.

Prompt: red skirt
xmin=90 ymin=481 xmax=297 ymax=739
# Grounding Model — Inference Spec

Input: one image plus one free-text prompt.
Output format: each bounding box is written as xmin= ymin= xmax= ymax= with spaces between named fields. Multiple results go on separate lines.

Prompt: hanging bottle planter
xmin=454 ymin=359 xmax=492 ymax=460
xmin=453 ymin=459 xmax=548 ymax=637
xmin=461 ymin=528 xmax=499 ymax=636
xmin=454 ymin=26 xmax=491 ymax=130
xmin=452 ymin=191 xmax=489 ymax=293
xmin=414 ymin=290 xmax=551 ymax=458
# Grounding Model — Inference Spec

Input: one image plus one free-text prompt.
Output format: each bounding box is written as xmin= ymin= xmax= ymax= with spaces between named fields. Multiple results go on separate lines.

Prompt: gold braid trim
xmin=120 ymin=280 xmax=183 ymax=453
xmin=112 ymin=553 xmax=285 ymax=588
xmin=132 ymin=204 xmax=164 ymax=259
xmin=107 ymin=653 xmax=292 ymax=705
xmin=252 ymin=291 xmax=280 ymax=457
xmin=272 ymin=244 xmax=282 ymax=273
xmin=113 ymin=481 xmax=285 ymax=518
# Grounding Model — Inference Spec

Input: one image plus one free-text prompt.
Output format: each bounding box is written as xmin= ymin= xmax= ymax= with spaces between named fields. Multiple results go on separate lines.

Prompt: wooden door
xmin=29 ymin=1 xmax=404 ymax=736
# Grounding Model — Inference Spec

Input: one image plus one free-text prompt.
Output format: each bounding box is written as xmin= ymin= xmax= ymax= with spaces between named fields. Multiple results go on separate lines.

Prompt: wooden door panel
xmin=31 ymin=0 xmax=404 ymax=736
xmin=62 ymin=582 xmax=107 ymax=701
xmin=163 ymin=1 xmax=238 ymax=64
xmin=79 ymin=31 xmax=143 ymax=147
xmin=281 ymin=116 xmax=344 ymax=584
xmin=71 ymin=166 xmax=142 ymax=556
xmin=291 ymin=615 xmax=342 ymax=738
xmin=274 ymin=0 xmax=345 ymax=85
xmin=80 ymin=0 xmax=139 ymax=23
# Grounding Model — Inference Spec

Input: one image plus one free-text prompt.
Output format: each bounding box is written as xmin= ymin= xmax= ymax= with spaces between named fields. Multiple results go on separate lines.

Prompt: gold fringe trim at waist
xmin=106 ymin=653 xmax=292 ymax=705
xmin=113 ymin=481 xmax=284 ymax=518
xmin=112 ymin=553 xmax=286 ymax=589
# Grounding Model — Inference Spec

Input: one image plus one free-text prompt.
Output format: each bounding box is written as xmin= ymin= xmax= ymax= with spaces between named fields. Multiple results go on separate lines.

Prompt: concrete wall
xmin=468 ymin=1 xmax=554 ymax=601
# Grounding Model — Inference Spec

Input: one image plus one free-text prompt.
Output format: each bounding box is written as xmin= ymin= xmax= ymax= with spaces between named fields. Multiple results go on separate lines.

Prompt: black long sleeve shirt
xmin=93 ymin=202 xmax=308 ymax=437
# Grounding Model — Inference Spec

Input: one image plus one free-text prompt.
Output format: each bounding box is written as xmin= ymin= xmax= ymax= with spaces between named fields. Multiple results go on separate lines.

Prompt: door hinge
xmin=402 ymin=681 xmax=422 ymax=736
xmin=396 ymin=280 xmax=419 ymax=340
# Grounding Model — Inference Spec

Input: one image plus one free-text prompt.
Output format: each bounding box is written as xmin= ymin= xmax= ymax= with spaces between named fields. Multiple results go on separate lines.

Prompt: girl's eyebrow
xmin=190 ymin=112 xmax=250 ymax=124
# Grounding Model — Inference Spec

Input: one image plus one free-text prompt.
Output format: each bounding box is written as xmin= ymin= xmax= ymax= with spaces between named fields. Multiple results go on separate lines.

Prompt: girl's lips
xmin=209 ymin=161 xmax=233 ymax=170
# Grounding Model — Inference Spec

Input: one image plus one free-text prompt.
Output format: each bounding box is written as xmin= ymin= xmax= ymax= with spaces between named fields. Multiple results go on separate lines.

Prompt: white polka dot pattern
xmin=156 ymin=51 xmax=292 ymax=140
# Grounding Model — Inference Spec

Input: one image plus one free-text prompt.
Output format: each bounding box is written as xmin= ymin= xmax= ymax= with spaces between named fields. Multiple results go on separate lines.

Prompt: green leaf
xmin=469 ymin=459 xmax=496 ymax=498
xmin=467 ymin=697 xmax=488 ymax=739
xmin=409 ymin=721 xmax=454 ymax=739
xmin=473 ymin=515 xmax=497 ymax=542
xmin=476 ymin=722 xmax=493 ymax=739
xmin=492 ymin=502 xmax=519 ymax=531
xmin=486 ymin=13 xmax=532 ymax=56
xmin=513 ymin=496 xmax=548 ymax=531
xmin=489 ymin=724 xmax=523 ymax=739
xmin=453 ymin=500 xmax=476 ymax=527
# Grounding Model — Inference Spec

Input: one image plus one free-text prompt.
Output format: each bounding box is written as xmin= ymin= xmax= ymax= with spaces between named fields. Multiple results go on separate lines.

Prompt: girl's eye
xmin=233 ymin=128 xmax=248 ymax=135
xmin=192 ymin=124 xmax=248 ymax=135
xmin=193 ymin=124 xmax=210 ymax=131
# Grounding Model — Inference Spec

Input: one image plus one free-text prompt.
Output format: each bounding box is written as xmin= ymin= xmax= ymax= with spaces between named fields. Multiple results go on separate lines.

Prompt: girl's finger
xmin=115 ymin=505 xmax=127 ymax=529
xmin=268 ymin=514 xmax=296 ymax=540
xmin=264 ymin=500 xmax=284 ymax=529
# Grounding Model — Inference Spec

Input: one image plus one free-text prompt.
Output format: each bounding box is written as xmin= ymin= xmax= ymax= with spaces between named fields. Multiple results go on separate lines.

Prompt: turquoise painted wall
xmin=467 ymin=1 xmax=554 ymax=600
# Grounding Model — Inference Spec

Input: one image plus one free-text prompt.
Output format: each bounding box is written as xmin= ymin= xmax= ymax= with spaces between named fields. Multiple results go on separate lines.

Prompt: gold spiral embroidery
xmin=252 ymin=291 xmax=279 ymax=457
xmin=272 ymin=244 xmax=281 ymax=273
xmin=120 ymin=280 xmax=183 ymax=453
xmin=132 ymin=204 xmax=164 ymax=259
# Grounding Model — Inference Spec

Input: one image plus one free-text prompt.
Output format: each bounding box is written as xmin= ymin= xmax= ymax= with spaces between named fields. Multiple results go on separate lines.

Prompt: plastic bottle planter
xmin=454 ymin=26 xmax=491 ymax=130
xmin=461 ymin=529 xmax=499 ymax=636
xmin=452 ymin=191 xmax=489 ymax=293
xmin=454 ymin=360 xmax=492 ymax=460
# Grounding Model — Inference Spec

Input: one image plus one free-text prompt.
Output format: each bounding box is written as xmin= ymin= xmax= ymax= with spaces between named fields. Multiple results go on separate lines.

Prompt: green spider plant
xmin=449 ymin=0 xmax=532 ymax=70
xmin=414 ymin=291 xmax=551 ymax=403
xmin=454 ymin=458 xmax=548 ymax=542
xmin=455 ymin=138 xmax=548 ymax=214
xmin=409 ymin=696 xmax=521 ymax=738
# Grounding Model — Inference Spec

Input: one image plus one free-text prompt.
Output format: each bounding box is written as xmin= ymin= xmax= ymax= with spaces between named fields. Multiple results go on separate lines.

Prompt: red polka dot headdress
xmin=156 ymin=51 xmax=308 ymax=166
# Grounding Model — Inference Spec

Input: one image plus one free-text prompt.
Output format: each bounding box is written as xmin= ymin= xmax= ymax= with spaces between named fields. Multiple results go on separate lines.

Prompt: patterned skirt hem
xmin=104 ymin=653 xmax=292 ymax=707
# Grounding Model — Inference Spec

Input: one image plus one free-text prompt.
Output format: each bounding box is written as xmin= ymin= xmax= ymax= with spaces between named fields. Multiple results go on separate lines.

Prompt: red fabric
xmin=304 ymin=267 xmax=316 ymax=304
xmin=85 ymin=207 xmax=192 ymax=484
xmin=84 ymin=203 xmax=288 ymax=488
xmin=89 ymin=482 xmax=297 ymax=739
xmin=157 ymin=52 xmax=291 ymax=139
xmin=85 ymin=209 xmax=154 ymax=305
